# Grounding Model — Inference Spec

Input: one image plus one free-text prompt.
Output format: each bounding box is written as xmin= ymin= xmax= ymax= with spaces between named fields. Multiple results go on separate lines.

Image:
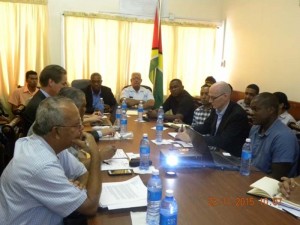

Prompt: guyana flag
xmin=149 ymin=0 xmax=163 ymax=109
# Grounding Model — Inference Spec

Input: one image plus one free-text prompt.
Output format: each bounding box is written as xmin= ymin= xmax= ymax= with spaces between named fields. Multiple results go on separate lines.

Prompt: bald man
xmin=193 ymin=81 xmax=250 ymax=156
xmin=120 ymin=72 xmax=155 ymax=109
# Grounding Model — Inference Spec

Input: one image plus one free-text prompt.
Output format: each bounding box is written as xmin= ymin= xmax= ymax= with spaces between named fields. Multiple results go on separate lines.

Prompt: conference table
xmin=88 ymin=115 xmax=298 ymax=225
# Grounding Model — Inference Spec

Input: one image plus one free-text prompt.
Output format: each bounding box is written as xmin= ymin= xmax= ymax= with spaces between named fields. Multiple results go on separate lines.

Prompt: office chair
xmin=71 ymin=79 xmax=90 ymax=90
xmin=122 ymin=85 xmax=152 ymax=92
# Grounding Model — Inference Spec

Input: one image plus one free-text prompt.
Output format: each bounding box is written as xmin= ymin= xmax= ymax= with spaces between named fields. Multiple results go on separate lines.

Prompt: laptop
xmin=160 ymin=127 xmax=241 ymax=170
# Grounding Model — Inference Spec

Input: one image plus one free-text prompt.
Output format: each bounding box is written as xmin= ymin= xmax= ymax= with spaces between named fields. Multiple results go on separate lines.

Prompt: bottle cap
xmin=246 ymin=138 xmax=251 ymax=142
xmin=165 ymin=189 xmax=173 ymax=197
xmin=152 ymin=169 xmax=159 ymax=175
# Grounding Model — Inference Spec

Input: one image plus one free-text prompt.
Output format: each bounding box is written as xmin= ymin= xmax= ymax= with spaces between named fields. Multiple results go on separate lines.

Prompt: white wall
xmin=222 ymin=0 xmax=300 ymax=101
xmin=47 ymin=0 xmax=223 ymax=65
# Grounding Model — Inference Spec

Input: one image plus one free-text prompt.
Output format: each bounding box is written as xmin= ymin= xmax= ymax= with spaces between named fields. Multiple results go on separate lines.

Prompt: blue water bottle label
xmin=156 ymin=125 xmax=163 ymax=131
xmin=140 ymin=146 xmax=150 ymax=154
xmin=148 ymin=190 xmax=162 ymax=201
xmin=160 ymin=214 xmax=177 ymax=225
xmin=138 ymin=108 xmax=144 ymax=113
xmin=121 ymin=119 xmax=127 ymax=125
xmin=241 ymin=150 xmax=251 ymax=160
xmin=116 ymin=114 xmax=121 ymax=119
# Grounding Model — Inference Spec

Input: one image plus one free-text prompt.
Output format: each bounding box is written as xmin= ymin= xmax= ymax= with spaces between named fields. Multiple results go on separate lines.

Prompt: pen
xmin=102 ymin=160 xmax=110 ymax=165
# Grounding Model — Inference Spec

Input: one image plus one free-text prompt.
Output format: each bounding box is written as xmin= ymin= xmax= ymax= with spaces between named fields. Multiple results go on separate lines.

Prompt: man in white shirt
xmin=120 ymin=72 xmax=155 ymax=109
xmin=0 ymin=96 xmax=114 ymax=225
xmin=237 ymin=83 xmax=260 ymax=115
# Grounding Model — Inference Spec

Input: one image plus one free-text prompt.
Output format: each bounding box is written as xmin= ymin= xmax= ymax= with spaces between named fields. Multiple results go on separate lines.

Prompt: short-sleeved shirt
xmin=278 ymin=111 xmax=296 ymax=125
xmin=192 ymin=105 xmax=211 ymax=127
xmin=250 ymin=119 xmax=299 ymax=177
xmin=163 ymin=90 xmax=195 ymax=125
xmin=120 ymin=86 xmax=154 ymax=102
xmin=0 ymin=135 xmax=87 ymax=225
xmin=8 ymin=85 xmax=39 ymax=106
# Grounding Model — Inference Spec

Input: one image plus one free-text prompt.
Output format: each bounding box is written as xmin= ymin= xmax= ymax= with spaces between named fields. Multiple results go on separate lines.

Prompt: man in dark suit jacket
xmin=192 ymin=81 xmax=250 ymax=157
xmin=22 ymin=65 xmax=67 ymax=134
xmin=82 ymin=73 xmax=117 ymax=115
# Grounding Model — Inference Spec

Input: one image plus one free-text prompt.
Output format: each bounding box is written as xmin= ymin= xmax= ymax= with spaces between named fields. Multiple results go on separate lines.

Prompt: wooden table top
xmin=88 ymin=116 xmax=297 ymax=225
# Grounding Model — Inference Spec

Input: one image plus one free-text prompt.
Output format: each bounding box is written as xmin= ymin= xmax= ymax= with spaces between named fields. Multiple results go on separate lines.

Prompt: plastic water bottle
xmin=146 ymin=169 xmax=162 ymax=225
xmin=114 ymin=105 xmax=121 ymax=130
xmin=121 ymin=98 xmax=127 ymax=112
xmin=158 ymin=106 xmax=164 ymax=120
xmin=240 ymin=138 xmax=252 ymax=176
xmin=160 ymin=190 xmax=178 ymax=225
xmin=120 ymin=109 xmax=127 ymax=135
xmin=156 ymin=115 xmax=164 ymax=142
xmin=139 ymin=133 xmax=150 ymax=170
xmin=99 ymin=98 xmax=104 ymax=114
xmin=138 ymin=101 xmax=144 ymax=122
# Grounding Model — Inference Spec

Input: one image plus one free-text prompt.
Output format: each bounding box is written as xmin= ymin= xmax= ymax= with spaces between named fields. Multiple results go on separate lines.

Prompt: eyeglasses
xmin=55 ymin=122 xmax=83 ymax=129
xmin=209 ymin=93 xmax=225 ymax=101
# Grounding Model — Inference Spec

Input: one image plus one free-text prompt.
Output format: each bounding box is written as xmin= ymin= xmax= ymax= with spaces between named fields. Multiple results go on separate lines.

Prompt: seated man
xmin=178 ymin=81 xmax=249 ymax=157
xmin=8 ymin=70 xmax=39 ymax=114
xmin=273 ymin=91 xmax=296 ymax=126
xmin=191 ymin=83 xmax=212 ymax=126
xmin=22 ymin=65 xmax=68 ymax=134
xmin=82 ymin=72 xmax=117 ymax=114
xmin=147 ymin=79 xmax=194 ymax=125
xmin=120 ymin=72 xmax=155 ymax=109
xmin=250 ymin=92 xmax=299 ymax=180
xmin=237 ymin=83 xmax=260 ymax=117
xmin=0 ymin=96 xmax=115 ymax=225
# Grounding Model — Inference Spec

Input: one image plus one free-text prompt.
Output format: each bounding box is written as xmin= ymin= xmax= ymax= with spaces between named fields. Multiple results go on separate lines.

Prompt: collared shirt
xmin=191 ymin=105 xmax=211 ymax=127
xmin=40 ymin=88 xmax=50 ymax=98
xmin=8 ymin=85 xmax=39 ymax=106
xmin=215 ymin=103 xmax=229 ymax=134
xmin=250 ymin=119 xmax=299 ymax=176
xmin=120 ymin=86 xmax=154 ymax=102
xmin=92 ymin=88 xmax=102 ymax=110
xmin=0 ymin=135 xmax=87 ymax=225
xmin=237 ymin=99 xmax=252 ymax=114
xmin=278 ymin=110 xmax=296 ymax=125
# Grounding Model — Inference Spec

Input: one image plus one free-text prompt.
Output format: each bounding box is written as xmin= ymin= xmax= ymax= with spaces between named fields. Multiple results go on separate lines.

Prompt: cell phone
xmin=107 ymin=169 xmax=133 ymax=176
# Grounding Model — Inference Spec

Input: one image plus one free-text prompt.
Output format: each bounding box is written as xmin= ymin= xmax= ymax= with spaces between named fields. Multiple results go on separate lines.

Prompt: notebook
xmin=160 ymin=127 xmax=241 ymax=170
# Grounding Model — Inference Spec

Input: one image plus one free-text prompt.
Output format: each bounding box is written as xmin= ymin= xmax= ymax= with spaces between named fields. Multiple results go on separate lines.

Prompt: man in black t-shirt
xmin=147 ymin=79 xmax=195 ymax=124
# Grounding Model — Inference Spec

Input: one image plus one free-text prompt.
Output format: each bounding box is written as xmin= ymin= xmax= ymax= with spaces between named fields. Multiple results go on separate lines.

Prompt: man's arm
xmin=143 ymin=99 xmax=155 ymax=109
xmin=74 ymin=133 xmax=102 ymax=215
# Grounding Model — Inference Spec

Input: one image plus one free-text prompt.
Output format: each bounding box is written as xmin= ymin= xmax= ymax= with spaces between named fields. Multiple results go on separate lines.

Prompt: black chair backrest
xmin=71 ymin=79 xmax=90 ymax=90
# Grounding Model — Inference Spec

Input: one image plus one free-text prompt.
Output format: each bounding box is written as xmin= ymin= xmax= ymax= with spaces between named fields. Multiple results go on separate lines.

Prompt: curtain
xmin=0 ymin=0 xmax=48 ymax=115
xmin=63 ymin=13 xmax=217 ymax=100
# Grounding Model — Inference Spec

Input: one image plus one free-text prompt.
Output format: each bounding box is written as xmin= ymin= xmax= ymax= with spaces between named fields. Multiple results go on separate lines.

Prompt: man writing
xmin=120 ymin=72 xmax=155 ymax=109
xmin=0 ymin=96 xmax=115 ymax=225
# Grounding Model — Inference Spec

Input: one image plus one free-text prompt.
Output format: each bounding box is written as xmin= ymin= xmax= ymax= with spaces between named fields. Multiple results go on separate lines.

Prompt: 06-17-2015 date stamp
xmin=207 ymin=196 xmax=282 ymax=207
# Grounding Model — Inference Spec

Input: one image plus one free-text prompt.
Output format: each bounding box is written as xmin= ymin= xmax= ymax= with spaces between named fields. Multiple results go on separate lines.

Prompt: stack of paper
xmin=99 ymin=176 xmax=147 ymax=210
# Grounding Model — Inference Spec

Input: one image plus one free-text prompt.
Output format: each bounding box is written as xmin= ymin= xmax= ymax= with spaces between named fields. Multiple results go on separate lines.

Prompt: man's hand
xmin=69 ymin=179 xmax=86 ymax=190
xmin=100 ymin=145 xmax=117 ymax=160
xmin=279 ymin=177 xmax=300 ymax=204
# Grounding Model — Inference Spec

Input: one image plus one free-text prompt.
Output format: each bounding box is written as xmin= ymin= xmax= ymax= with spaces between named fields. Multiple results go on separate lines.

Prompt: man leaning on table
xmin=177 ymin=81 xmax=249 ymax=157
xmin=0 ymin=96 xmax=114 ymax=225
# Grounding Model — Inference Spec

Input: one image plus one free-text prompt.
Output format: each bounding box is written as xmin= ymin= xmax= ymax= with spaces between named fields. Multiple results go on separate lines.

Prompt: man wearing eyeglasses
xmin=0 ymin=96 xmax=115 ymax=225
xmin=192 ymin=81 xmax=249 ymax=156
